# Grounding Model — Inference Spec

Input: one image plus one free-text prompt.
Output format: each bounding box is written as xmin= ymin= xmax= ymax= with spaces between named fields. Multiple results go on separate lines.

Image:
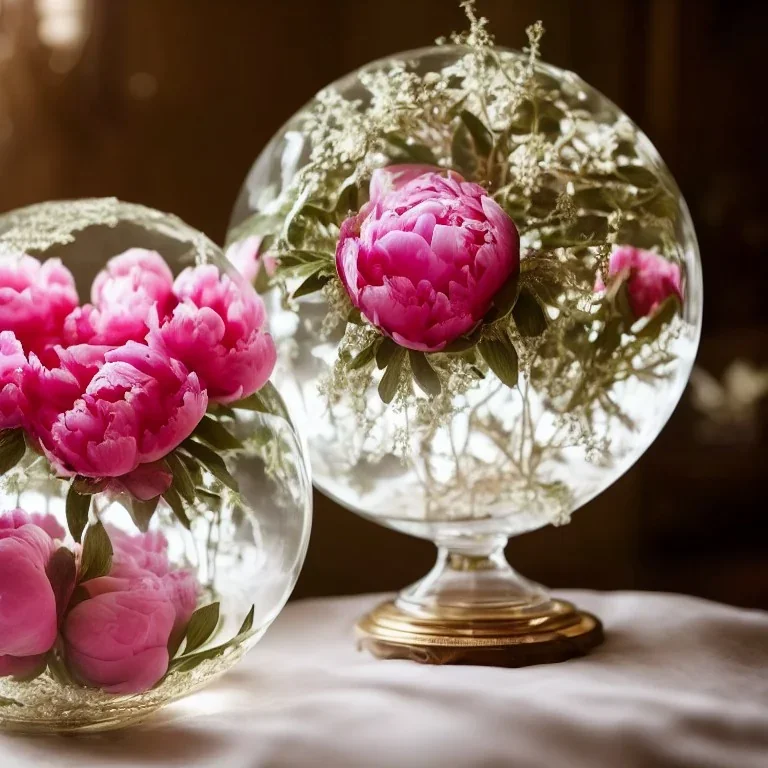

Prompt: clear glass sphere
xmin=0 ymin=200 xmax=312 ymax=732
xmin=229 ymin=47 xmax=702 ymax=615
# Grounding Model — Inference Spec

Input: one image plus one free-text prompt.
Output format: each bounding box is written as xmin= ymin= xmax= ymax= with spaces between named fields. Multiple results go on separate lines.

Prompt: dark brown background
xmin=2 ymin=0 xmax=766 ymax=607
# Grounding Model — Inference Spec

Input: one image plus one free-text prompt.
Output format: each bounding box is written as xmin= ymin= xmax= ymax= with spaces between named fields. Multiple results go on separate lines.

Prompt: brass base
xmin=356 ymin=598 xmax=603 ymax=667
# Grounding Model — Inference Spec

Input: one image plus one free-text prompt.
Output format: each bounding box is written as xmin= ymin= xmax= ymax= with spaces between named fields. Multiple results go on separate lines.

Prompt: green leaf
xmin=195 ymin=487 xmax=222 ymax=502
xmin=237 ymin=605 xmax=255 ymax=636
xmin=253 ymin=260 xmax=272 ymax=294
xmin=613 ymin=282 xmax=636 ymax=326
xmin=162 ymin=485 xmax=191 ymax=530
xmin=0 ymin=429 xmax=25 ymax=476
xmin=45 ymin=547 xmax=77 ymax=622
xmin=508 ymin=100 xmax=536 ymax=134
xmin=0 ymin=696 xmax=23 ymax=708
xmin=512 ymin=288 xmax=548 ymax=337
xmin=485 ymin=272 xmax=520 ymax=322
xmin=65 ymin=483 xmax=91 ymax=544
xmin=165 ymin=453 xmax=196 ymax=504
xmin=451 ymin=121 xmax=479 ymax=178
xmin=636 ymin=295 xmax=681 ymax=340
xmin=278 ymin=249 xmax=333 ymax=268
xmin=337 ymin=183 xmax=359 ymax=216
xmin=182 ymin=602 xmax=220 ymax=655
xmin=378 ymin=348 xmax=406 ymax=404
xmin=442 ymin=324 xmax=483 ymax=354
xmin=181 ymin=439 xmax=239 ymax=492
xmin=72 ymin=476 xmax=107 ymax=495
xmin=478 ymin=334 xmax=519 ymax=388
xmin=529 ymin=276 xmax=564 ymax=307
xmin=192 ymin=415 xmax=243 ymax=451
xmin=172 ymin=644 xmax=229 ymax=673
xmin=617 ymin=165 xmax=658 ymax=189
xmin=385 ymin=134 xmax=438 ymax=165
xmin=130 ymin=496 xmax=160 ymax=533
xmin=409 ymin=351 xmax=441 ymax=396
xmin=375 ymin=338 xmax=398 ymax=370
xmin=79 ymin=521 xmax=113 ymax=583
xmin=179 ymin=452 xmax=203 ymax=487
xmin=460 ymin=109 xmax=493 ymax=156
xmin=596 ymin=318 xmax=623 ymax=357
xmin=347 ymin=308 xmax=364 ymax=325
xmin=349 ymin=340 xmax=379 ymax=370
xmin=229 ymin=391 xmax=270 ymax=413
xmin=292 ymin=270 xmax=332 ymax=299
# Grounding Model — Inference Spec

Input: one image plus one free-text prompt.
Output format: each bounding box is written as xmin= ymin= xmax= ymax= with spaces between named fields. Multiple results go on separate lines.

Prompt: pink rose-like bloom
xmin=148 ymin=265 xmax=276 ymax=403
xmin=63 ymin=574 xmax=176 ymax=693
xmin=22 ymin=344 xmax=111 ymax=456
xmin=0 ymin=510 xmax=58 ymax=670
xmin=1 ymin=331 xmax=28 ymax=430
xmin=64 ymin=249 xmax=176 ymax=347
xmin=226 ymin=236 xmax=271 ymax=286
xmin=336 ymin=166 xmax=520 ymax=352
xmin=598 ymin=246 xmax=683 ymax=319
xmin=43 ymin=341 xmax=207 ymax=478
xmin=0 ymin=254 xmax=79 ymax=355
xmin=107 ymin=525 xmax=198 ymax=639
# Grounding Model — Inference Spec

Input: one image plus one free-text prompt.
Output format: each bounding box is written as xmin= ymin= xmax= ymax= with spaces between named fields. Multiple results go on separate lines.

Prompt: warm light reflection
xmin=34 ymin=0 xmax=86 ymax=48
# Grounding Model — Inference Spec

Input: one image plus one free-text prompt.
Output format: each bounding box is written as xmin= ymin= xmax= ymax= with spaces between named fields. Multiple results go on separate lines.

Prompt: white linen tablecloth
xmin=2 ymin=590 xmax=767 ymax=768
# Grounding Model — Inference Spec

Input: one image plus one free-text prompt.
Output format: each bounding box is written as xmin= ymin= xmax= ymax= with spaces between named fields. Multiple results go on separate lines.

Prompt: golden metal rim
xmin=355 ymin=598 xmax=604 ymax=665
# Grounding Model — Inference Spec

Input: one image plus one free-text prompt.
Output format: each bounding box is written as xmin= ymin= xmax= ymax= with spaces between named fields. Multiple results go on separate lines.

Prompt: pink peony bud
xmin=62 ymin=574 xmax=176 ymax=693
xmin=0 ymin=510 xmax=58 ymax=663
xmin=64 ymin=249 xmax=176 ymax=347
xmin=0 ymin=331 xmax=28 ymax=430
xmin=336 ymin=166 xmax=520 ymax=352
xmin=42 ymin=342 xmax=207 ymax=478
xmin=0 ymin=254 xmax=79 ymax=356
xmin=598 ymin=246 xmax=683 ymax=319
xmin=148 ymin=265 xmax=277 ymax=403
xmin=107 ymin=526 xmax=199 ymax=637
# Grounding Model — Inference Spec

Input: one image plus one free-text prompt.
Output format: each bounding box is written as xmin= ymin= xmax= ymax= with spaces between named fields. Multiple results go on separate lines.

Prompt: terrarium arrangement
xmin=229 ymin=2 xmax=702 ymax=664
xmin=0 ymin=200 xmax=311 ymax=731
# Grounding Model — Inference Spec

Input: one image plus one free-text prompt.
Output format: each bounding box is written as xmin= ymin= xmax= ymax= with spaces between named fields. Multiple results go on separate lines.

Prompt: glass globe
xmin=0 ymin=200 xmax=311 ymax=731
xmin=229 ymin=47 xmax=702 ymax=632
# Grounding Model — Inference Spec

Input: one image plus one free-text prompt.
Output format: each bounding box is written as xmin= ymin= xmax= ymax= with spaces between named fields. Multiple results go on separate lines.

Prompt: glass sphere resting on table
xmin=228 ymin=26 xmax=701 ymax=662
xmin=0 ymin=199 xmax=312 ymax=731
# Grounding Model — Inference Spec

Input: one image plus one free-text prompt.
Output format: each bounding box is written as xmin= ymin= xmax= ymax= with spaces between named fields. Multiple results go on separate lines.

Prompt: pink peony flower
xmin=0 ymin=510 xmax=58 ymax=665
xmin=108 ymin=526 xmax=172 ymax=579
xmin=597 ymin=246 xmax=683 ymax=319
xmin=62 ymin=574 xmax=176 ymax=693
xmin=148 ymin=265 xmax=276 ymax=403
xmin=0 ymin=254 xmax=79 ymax=355
xmin=107 ymin=526 xmax=198 ymax=635
xmin=0 ymin=331 xmax=28 ymax=430
xmin=64 ymin=249 xmax=176 ymax=347
xmin=40 ymin=342 xmax=206 ymax=479
xmin=0 ymin=508 xmax=57 ymax=565
xmin=22 ymin=345 xmax=110 ymax=457
xmin=336 ymin=166 xmax=520 ymax=352
xmin=109 ymin=460 xmax=173 ymax=501
xmin=225 ymin=236 xmax=277 ymax=287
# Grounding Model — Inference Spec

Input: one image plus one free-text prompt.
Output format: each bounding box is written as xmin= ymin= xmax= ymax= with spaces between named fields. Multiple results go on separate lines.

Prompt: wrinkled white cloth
xmin=2 ymin=591 xmax=767 ymax=768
